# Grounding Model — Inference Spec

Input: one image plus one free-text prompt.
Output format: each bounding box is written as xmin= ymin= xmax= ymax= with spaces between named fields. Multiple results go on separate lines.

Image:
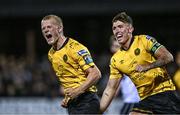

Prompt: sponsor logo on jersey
xmin=78 ymin=49 xmax=88 ymax=56
xmin=83 ymin=54 xmax=93 ymax=64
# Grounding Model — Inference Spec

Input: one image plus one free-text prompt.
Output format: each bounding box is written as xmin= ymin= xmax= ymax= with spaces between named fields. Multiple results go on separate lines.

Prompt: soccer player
xmin=110 ymin=36 xmax=140 ymax=114
xmin=100 ymin=12 xmax=180 ymax=114
xmin=173 ymin=51 xmax=180 ymax=92
xmin=41 ymin=15 xmax=101 ymax=114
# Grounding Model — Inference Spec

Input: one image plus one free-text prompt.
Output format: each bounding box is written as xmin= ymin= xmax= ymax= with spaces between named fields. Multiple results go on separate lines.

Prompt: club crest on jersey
xmin=63 ymin=54 xmax=68 ymax=62
xmin=78 ymin=49 xmax=88 ymax=56
xmin=134 ymin=48 xmax=140 ymax=56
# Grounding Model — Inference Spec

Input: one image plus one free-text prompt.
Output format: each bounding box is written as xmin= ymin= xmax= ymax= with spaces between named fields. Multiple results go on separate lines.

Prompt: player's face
xmin=112 ymin=20 xmax=132 ymax=45
xmin=41 ymin=19 xmax=59 ymax=45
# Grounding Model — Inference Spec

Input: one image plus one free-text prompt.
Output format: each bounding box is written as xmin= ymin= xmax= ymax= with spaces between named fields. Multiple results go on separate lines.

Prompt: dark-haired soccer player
xmin=100 ymin=12 xmax=180 ymax=114
xmin=41 ymin=14 xmax=101 ymax=114
xmin=109 ymin=35 xmax=140 ymax=114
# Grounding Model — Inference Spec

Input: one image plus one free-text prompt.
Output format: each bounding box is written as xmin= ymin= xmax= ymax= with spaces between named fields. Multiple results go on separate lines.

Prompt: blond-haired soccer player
xmin=41 ymin=14 xmax=101 ymax=114
xmin=100 ymin=12 xmax=180 ymax=114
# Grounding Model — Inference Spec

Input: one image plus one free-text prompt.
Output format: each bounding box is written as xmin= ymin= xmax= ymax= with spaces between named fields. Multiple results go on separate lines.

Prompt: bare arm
xmin=136 ymin=46 xmax=174 ymax=72
xmin=65 ymin=65 xmax=101 ymax=99
xmin=78 ymin=65 xmax=101 ymax=93
xmin=100 ymin=78 xmax=121 ymax=113
xmin=148 ymin=46 xmax=174 ymax=69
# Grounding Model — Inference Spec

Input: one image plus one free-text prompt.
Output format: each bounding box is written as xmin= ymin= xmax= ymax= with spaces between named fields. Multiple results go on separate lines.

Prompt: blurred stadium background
xmin=0 ymin=0 xmax=180 ymax=114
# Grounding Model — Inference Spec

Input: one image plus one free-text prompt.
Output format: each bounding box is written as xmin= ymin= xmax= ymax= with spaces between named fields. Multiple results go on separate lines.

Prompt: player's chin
xmin=47 ymin=40 xmax=54 ymax=45
xmin=117 ymin=40 xmax=123 ymax=45
xmin=116 ymin=37 xmax=123 ymax=42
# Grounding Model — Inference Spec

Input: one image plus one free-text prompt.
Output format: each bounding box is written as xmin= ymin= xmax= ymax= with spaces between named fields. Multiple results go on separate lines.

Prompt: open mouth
xmin=46 ymin=34 xmax=52 ymax=39
xmin=116 ymin=33 xmax=123 ymax=38
xmin=117 ymin=35 xmax=122 ymax=38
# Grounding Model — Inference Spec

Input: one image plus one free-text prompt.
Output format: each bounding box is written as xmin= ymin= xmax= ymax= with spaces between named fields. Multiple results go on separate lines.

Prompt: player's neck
xmin=121 ymin=35 xmax=133 ymax=50
xmin=54 ymin=35 xmax=67 ymax=50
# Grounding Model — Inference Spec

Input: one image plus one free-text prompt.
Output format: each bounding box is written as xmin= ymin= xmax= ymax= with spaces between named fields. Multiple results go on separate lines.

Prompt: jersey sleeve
xmin=71 ymin=43 xmax=95 ymax=71
xmin=141 ymin=35 xmax=163 ymax=54
xmin=109 ymin=57 xmax=123 ymax=79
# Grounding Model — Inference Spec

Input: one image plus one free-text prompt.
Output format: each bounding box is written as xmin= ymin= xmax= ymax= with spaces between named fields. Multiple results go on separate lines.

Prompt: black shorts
xmin=120 ymin=102 xmax=137 ymax=114
xmin=132 ymin=90 xmax=180 ymax=114
xmin=67 ymin=91 xmax=100 ymax=114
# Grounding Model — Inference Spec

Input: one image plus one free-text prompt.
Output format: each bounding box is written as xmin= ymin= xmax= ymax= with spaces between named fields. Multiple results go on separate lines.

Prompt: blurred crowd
xmin=0 ymin=54 xmax=60 ymax=97
xmin=0 ymin=52 xmax=110 ymax=98
xmin=0 ymin=50 xmax=179 ymax=97
xmin=0 ymin=52 xmax=111 ymax=98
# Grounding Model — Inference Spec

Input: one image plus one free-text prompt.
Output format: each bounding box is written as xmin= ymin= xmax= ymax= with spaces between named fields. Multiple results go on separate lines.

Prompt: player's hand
xmin=61 ymin=98 xmax=69 ymax=108
xmin=135 ymin=64 xmax=149 ymax=72
xmin=65 ymin=87 xmax=83 ymax=99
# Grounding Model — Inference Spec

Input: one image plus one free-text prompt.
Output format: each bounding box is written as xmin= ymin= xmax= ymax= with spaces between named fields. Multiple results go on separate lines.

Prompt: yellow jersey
xmin=173 ymin=69 xmax=180 ymax=90
xmin=110 ymin=35 xmax=176 ymax=100
xmin=48 ymin=38 xmax=97 ymax=93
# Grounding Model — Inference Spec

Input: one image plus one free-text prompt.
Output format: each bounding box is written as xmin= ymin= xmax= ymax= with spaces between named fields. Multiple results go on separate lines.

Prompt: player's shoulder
xmin=134 ymin=34 xmax=157 ymax=43
xmin=135 ymin=34 xmax=155 ymax=40
xmin=48 ymin=47 xmax=55 ymax=55
xmin=110 ymin=53 xmax=121 ymax=66
xmin=110 ymin=50 xmax=121 ymax=61
xmin=47 ymin=47 xmax=55 ymax=61
xmin=68 ymin=37 xmax=90 ymax=57
xmin=68 ymin=37 xmax=87 ymax=50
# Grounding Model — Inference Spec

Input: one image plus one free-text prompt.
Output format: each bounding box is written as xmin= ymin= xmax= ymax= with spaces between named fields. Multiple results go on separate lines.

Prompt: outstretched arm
xmin=100 ymin=77 xmax=121 ymax=113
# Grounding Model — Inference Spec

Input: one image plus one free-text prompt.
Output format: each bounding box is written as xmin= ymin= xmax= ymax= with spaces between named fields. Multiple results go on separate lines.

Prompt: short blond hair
xmin=42 ymin=14 xmax=63 ymax=26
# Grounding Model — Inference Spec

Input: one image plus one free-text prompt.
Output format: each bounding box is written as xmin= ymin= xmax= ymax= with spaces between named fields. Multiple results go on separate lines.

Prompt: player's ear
xmin=128 ymin=24 xmax=134 ymax=33
xmin=58 ymin=25 xmax=63 ymax=33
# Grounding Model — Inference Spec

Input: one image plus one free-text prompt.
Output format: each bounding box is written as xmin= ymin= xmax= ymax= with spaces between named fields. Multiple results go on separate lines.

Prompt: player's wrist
xmin=76 ymin=87 xmax=85 ymax=95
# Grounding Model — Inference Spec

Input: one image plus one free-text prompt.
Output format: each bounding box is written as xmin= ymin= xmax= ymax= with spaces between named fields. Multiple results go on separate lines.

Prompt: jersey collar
xmin=120 ymin=36 xmax=134 ymax=51
xmin=53 ymin=37 xmax=69 ymax=51
xmin=59 ymin=37 xmax=69 ymax=50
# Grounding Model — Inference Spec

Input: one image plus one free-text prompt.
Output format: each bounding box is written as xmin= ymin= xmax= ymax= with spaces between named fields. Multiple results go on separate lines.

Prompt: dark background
xmin=0 ymin=0 xmax=180 ymax=56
